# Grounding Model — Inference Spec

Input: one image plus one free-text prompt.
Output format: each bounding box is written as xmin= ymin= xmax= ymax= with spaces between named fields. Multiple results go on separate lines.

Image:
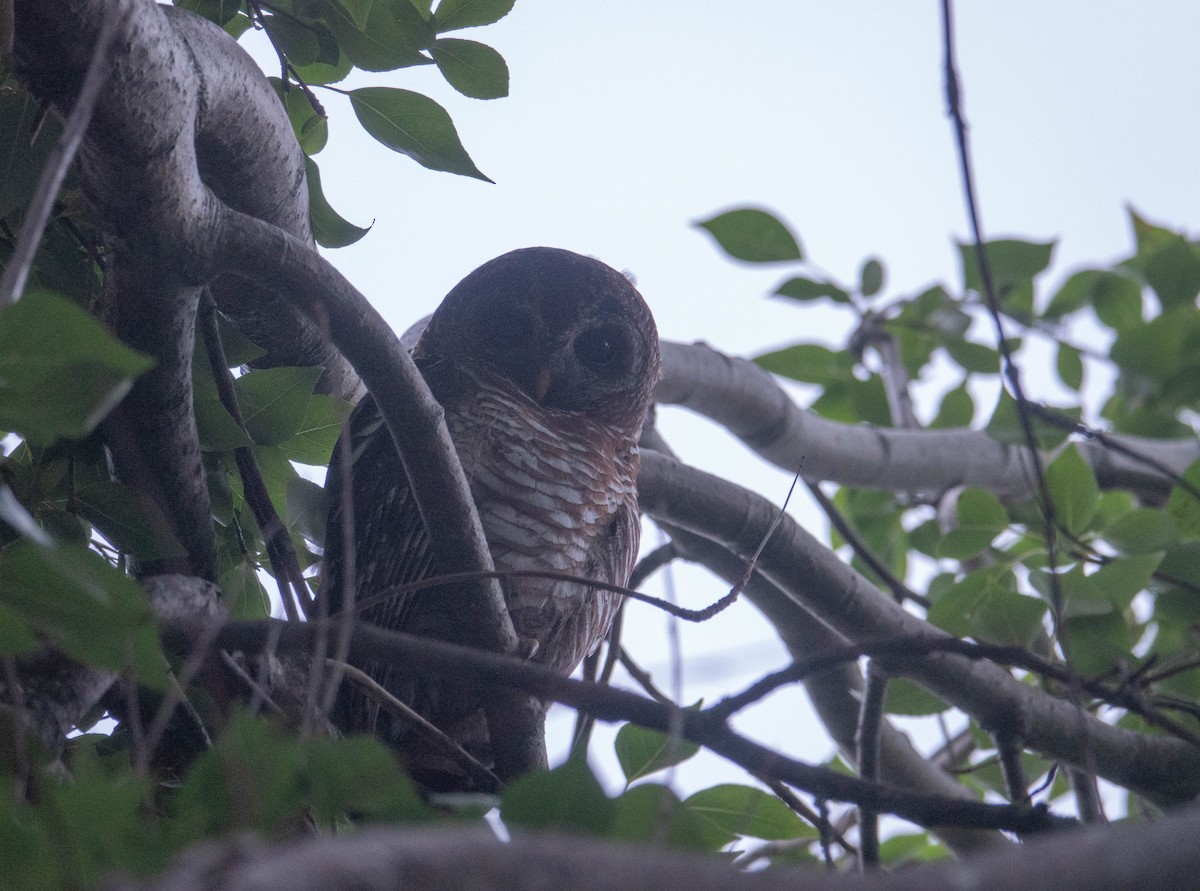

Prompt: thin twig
xmin=806 ymin=480 xmax=930 ymax=608
xmin=855 ymin=665 xmax=887 ymax=870
xmin=334 ymin=660 xmax=502 ymax=793
xmin=197 ymin=292 xmax=306 ymax=622
xmin=351 ymin=567 xmax=741 ymax=623
xmin=941 ymin=0 xmax=1066 ymax=645
xmin=707 ymin=634 xmax=1200 ymax=747
xmin=0 ymin=5 xmax=124 ymax=306
xmin=191 ymin=617 xmax=1077 ymax=833
xmin=220 ymin=650 xmax=287 ymax=718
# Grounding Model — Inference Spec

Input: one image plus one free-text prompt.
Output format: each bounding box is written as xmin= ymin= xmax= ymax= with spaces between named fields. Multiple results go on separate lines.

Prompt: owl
xmin=320 ymin=247 xmax=660 ymax=788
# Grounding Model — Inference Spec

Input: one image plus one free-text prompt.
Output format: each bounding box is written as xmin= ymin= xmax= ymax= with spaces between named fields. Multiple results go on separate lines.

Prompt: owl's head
xmin=415 ymin=247 xmax=661 ymax=433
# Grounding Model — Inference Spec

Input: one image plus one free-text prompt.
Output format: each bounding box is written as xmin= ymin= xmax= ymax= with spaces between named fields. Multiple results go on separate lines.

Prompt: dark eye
xmin=574 ymin=324 xmax=630 ymax=373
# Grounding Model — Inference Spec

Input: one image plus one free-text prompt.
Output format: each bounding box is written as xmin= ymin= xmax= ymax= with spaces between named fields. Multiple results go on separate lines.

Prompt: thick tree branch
xmin=637 ymin=449 xmax=1200 ymax=805
xmin=113 ymin=806 xmax=1200 ymax=891
xmin=657 ymin=522 xmax=1004 ymax=854
xmin=656 ymin=340 xmax=1200 ymax=499
xmin=175 ymin=615 xmax=1067 ymax=834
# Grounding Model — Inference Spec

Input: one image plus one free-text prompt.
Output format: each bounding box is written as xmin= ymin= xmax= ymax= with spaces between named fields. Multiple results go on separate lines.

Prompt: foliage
xmin=3 ymin=0 xmax=1200 ymax=887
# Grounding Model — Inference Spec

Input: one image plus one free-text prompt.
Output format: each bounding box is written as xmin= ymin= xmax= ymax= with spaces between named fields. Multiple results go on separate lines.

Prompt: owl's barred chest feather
xmin=444 ymin=381 xmax=637 ymax=669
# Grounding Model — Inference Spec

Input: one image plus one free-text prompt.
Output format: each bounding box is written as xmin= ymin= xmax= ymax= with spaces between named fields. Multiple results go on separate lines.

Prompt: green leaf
xmin=1090 ymin=554 xmax=1162 ymax=609
xmin=695 ymin=208 xmax=803 ymax=263
xmin=943 ymin=339 xmax=999 ymax=374
xmin=306 ymin=157 xmax=371 ymax=248
xmin=927 ymin=566 xmax=1015 ymax=638
xmin=681 ymin=784 xmax=813 ymax=842
xmin=0 ymin=601 xmax=38 ymax=655
xmin=614 ymin=723 xmax=700 ymax=784
xmin=349 ymin=87 xmax=491 ymax=180
xmin=1064 ymin=611 xmax=1134 ymax=676
xmin=501 ymin=756 xmax=612 ymax=835
xmin=337 ymin=0 xmax=374 ymax=29
xmin=193 ymin=371 xmax=254 ymax=452
xmin=324 ymin=0 xmax=432 ymax=71
xmin=220 ymin=559 xmax=271 ymax=620
xmin=859 ymin=257 xmax=885 ymax=297
xmin=937 ymin=488 xmax=1007 ymax=560
xmin=930 ymin=382 xmax=974 ymax=428
xmin=271 ymin=78 xmax=329 ymax=155
xmin=1055 ymin=343 xmax=1084 ymax=391
xmin=984 ymin=390 xmax=1075 ymax=449
xmin=882 ymin=678 xmax=950 ymax=716
xmin=1044 ymin=269 xmax=1096 ymax=320
xmin=173 ymin=0 xmax=240 ymax=25
xmin=234 ymin=366 xmax=323 ymax=446
xmin=289 ymin=24 xmax=354 ymax=85
xmin=214 ymin=312 xmax=268 ymax=367
xmin=262 ymin=12 xmax=321 ymax=65
xmin=432 ymin=38 xmax=509 ymax=99
xmin=0 ymin=90 xmax=64 ymax=219
xmin=435 ymin=0 xmax=515 ymax=32
xmin=959 ymin=239 xmax=1055 ymax=296
xmin=0 ymin=540 xmax=166 ymax=688
xmin=754 ymin=343 xmax=854 ymax=385
xmin=879 ymin=833 xmax=951 ymax=867
xmin=1091 ymin=273 xmax=1145 ymax=330
xmin=73 ymin=480 xmax=187 ymax=562
xmin=773 ymin=275 xmax=849 ymax=304
xmin=276 ymin=394 xmax=353 ymax=465
xmin=0 ymin=291 xmax=154 ymax=442
xmin=1167 ymin=460 xmax=1200 ymax=541
xmin=1045 ymin=445 xmax=1100 ymax=537
xmin=1128 ymin=234 xmax=1200 ymax=310
xmin=1105 ymin=508 xmax=1176 ymax=554
xmin=609 ymin=784 xmax=724 ymax=851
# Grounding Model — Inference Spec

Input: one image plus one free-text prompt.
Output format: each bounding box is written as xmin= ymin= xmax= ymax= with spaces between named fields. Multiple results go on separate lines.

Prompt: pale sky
xmin=243 ymin=3 xmax=1200 ymax=799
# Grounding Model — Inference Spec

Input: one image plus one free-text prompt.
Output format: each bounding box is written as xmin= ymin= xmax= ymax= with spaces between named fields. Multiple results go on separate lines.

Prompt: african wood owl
xmin=321 ymin=246 xmax=660 ymax=788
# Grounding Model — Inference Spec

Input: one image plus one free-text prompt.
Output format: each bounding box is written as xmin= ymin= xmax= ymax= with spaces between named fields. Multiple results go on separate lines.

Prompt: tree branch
xmin=637 ymin=449 xmax=1200 ymax=805
xmin=656 ymin=340 xmax=1200 ymax=500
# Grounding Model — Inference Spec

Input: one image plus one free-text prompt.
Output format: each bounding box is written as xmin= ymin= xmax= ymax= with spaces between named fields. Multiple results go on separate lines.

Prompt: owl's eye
xmin=574 ymin=324 xmax=631 ymax=374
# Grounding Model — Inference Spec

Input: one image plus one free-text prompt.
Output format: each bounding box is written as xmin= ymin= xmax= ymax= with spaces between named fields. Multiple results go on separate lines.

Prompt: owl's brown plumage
xmin=321 ymin=247 xmax=660 ymax=787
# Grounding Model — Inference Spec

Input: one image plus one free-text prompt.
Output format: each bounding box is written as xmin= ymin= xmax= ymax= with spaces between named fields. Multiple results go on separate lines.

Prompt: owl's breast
xmin=444 ymin=384 xmax=637 ymax=670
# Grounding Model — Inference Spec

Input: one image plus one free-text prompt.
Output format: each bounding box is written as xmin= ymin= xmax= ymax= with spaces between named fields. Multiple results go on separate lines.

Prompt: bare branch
xmin=656 ymin=340 xmax=1200 ymax=500
xmin=638 ymin=449 xmax=1200 ymax=805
